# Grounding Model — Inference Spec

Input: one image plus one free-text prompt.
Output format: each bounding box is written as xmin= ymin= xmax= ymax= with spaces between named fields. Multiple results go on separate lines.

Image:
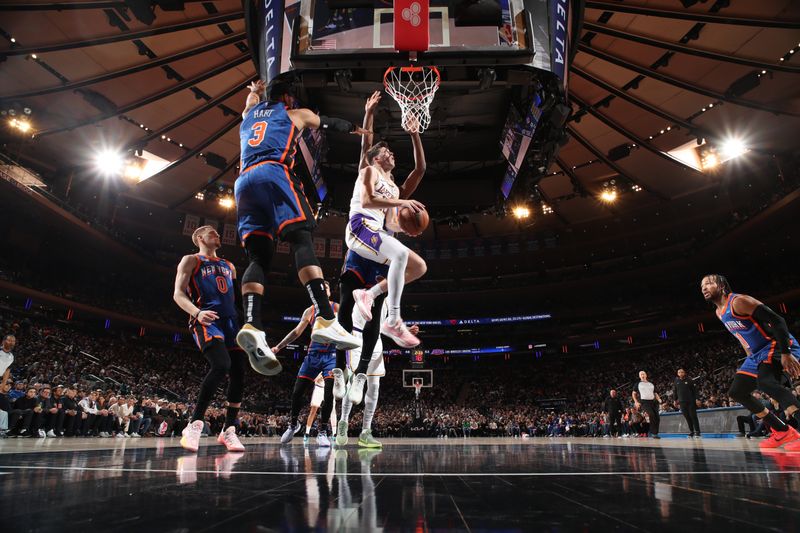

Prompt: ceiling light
xmin=719 ymin=138 xmax=747 ymax=159
xmin=31 ymin=54 xmax=37 ymax=59
xmin=512 ymin=206 xmax=530 ymax=219
xmin=10 ymin=37 xmax=16 ymax=43
xmin=219 ymin=197 xmax=234 ymax=209
xmin=701 ymin=152 xmax=719 ymax=170
xmin=600 ymin=190 xmax=617 ymax=203
xmin=541 ymin=204 xmax=553 ymax=215
xmin=195 ymin=192 xmax=205 ymax=200
xmin=93 ymin=149 xmax=125 ymax=176
xmin=16 ymin=120 xmax=31 ymax=133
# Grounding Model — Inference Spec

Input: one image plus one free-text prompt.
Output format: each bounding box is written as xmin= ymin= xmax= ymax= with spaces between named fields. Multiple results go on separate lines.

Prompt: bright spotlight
xmin=94 ymin=149 xmax=125 ymax=176
xmin=719 ymin=138 xmax=747 ymax=159
xmin=512 ymin=206 xmax=530 ymax=219
xmin=218 ymin=197 xmax=234 ymax=209
xmin=16 ymin=120 xmax=31 ymax=133
xmin=600 ymin=190 xmax=618 ymax=203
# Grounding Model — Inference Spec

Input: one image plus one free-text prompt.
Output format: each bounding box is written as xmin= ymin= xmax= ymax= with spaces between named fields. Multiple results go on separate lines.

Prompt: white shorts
xmin=347 ymin=336 xmax=385 ymax=377
xmin=345 ymin=214 xmax=392 ymax=265
xmin=310 ymin=383 xmax=325 ymax=407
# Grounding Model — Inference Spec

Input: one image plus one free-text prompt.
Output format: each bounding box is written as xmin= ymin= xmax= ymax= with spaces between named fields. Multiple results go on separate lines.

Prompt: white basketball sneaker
xmin=237 ymin=324 xmax=282 ymax=376
xmin=348 ymin=373 xmax=368 ymax=406
xmin=332 ymin=368 xmax=347 ymax=399
xmin=311 ymin=317 xmax=361 ymax=350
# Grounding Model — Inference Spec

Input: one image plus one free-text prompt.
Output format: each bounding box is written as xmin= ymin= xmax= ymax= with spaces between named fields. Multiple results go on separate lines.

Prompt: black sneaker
xmin=652 ymin=435 xmax=661 ymax=439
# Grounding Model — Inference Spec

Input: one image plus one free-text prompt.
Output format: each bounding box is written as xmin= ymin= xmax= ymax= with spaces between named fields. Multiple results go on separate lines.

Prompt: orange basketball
xmin=398 ymin=206 xmax=429 ymax=237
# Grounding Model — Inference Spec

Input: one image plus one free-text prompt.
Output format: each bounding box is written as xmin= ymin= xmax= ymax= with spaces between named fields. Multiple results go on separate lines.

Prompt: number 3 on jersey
xmin=248 ymin=121 xmax=268 ymax=147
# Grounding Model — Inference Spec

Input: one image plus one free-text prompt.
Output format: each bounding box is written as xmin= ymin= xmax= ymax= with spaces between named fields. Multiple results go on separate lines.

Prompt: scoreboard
xmin=410 ymin=350 xmax=426 ymax=369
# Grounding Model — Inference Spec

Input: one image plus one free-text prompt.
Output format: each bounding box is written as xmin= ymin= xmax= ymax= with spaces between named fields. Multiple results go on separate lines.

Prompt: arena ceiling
xmin=1 ymin=0 xmax=799 ymax=242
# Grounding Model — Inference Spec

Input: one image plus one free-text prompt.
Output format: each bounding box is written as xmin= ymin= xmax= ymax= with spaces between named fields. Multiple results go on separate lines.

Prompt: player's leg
xmin=317 ymin=377 xmax=335 ymax=447
xmin=359 ymin=250 xmax=426 ymax=308
xmin=235 ymin=172 xmax=282 ymax=375
xmin=358 ymin=376 xmax=382 ymax=448
xmin=183 ymin=339 xmax=230 ymax=452
xmin=218 ymin=345 xmax=246 ymax=451
xmin=282 ymin=377 xmax=314 ymax=444
xmin=350 ymin=294 xmax=387 ymax=405
xmin=284 ymin=228 xmax=360 ymax=350
xmin=332 ymin=271 xmax=362 ymax=399
xmin=306 ymin=405 xmax=319 ymax=438
xmin=370 ymin=235 xmax=422 ymax=347
xmin=728 ymin=370 xmax=797 ymax=449
xmin=757 ymin=357 xmax=800 ymax=449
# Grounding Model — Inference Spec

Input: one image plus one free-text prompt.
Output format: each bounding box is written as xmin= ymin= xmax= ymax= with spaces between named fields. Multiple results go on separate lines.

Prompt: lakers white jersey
xmin=349 ymin=168 xmax=399 ymax=227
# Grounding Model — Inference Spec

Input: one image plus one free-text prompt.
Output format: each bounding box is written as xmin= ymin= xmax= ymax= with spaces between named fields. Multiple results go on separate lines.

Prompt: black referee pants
xmin=679 ymin=401 xmax=701 ymax=435
xmin=640 ymin=400 xmax=660 ymax=436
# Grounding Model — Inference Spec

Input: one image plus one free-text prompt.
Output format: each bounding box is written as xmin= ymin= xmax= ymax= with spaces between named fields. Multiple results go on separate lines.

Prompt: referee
xmin=673 ymin=368 xmax=702 ymax=438
xmin=632 ymin=370 xmax=662 ymax=439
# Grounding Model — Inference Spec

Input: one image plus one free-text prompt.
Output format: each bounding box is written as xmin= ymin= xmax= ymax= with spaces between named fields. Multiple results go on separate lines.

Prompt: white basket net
xmin=383 ymin=66 xmax=441 ymax=134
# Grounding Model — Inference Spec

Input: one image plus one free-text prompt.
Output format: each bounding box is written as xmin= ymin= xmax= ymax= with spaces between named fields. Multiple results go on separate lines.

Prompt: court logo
xmin=402 ymin=2 xmax=422 ymax=27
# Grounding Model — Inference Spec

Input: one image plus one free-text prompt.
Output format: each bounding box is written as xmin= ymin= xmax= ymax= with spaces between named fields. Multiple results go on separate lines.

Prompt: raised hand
xmin=351 ymin=126 xmax=373 ymax=136
xmin=403 ymin=199 xmax=425 ymax=213
xmin=248 ymin=79 xmax=266 ymax=94
xmin=365 ymin=90 xmax=382 ymax=113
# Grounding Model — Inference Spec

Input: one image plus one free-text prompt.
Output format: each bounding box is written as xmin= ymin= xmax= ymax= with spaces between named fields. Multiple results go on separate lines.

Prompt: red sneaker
xmin=783 ymin=436 xmax=800 ymax=452
xmin=381 ymin=320 xmax=420 ymax=348
xmin=353 ymin=289 xmax=374 ymax=322
xmin=759 ymin=426 xmax=800 ymax=449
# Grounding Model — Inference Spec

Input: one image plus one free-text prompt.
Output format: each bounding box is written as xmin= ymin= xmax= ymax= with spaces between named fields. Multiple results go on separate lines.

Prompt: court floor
xmin=1 ymin=437 xmax=799 ymax=531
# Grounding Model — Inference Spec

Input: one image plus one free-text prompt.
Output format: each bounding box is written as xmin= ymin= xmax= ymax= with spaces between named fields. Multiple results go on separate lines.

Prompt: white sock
xmin=366 ymin=284 xmax=384 ymax=299
xmin=376 ymin=236 xmax=409 ymax=325
xmin=305 ymin=425 xmax=311 ymax=435
xmin=341 ymin=393 xmax=352 ymax=424
xmin=362 ymin=377 xmax=380 ymax=431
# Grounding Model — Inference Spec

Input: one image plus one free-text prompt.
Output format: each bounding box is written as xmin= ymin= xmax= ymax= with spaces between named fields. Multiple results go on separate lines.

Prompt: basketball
xmin=398 ymin=206 xmax=429 ymax=236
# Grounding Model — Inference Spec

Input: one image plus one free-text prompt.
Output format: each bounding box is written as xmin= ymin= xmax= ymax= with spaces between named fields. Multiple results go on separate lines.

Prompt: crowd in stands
xmin=5 ymin=308 xmax=786 ymax=443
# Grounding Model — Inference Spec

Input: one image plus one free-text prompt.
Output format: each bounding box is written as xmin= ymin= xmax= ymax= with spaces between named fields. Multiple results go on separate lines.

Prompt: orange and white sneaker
xmin=180 ymin=420 xmax=204 ymax=453
xmin=218 ymin=426 xmax=245 ymax=452
xmin=759 ymin=426 xmax=800 ymax=449
xmin=381 ymin=320 xmax=420 ymax=348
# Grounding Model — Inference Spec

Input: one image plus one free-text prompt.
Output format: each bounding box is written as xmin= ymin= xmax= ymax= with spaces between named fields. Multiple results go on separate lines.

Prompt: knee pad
xmin=285 ymin=229 xmax=318 ymax=270
xmin=243 ymin=236 xmax=274 ymax=285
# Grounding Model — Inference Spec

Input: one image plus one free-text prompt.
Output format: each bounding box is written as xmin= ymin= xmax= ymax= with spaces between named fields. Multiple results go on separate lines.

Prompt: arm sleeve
xmin=319 ymin=116 xmax=355 ymax=133
xmin=752 ymin=304 xmax=791 ymax=354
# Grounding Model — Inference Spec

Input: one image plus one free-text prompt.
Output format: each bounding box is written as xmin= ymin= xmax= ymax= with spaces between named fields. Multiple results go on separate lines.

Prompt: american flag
xmin=311 ymin=39 xmax=337 ymax=50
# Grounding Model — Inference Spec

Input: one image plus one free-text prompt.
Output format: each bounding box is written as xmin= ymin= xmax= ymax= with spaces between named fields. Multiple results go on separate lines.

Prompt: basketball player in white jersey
xmin=345 ymin=92 xmax=428 ymax=349
xmin=337 ymin=299 xmax=418 ymax=448
xmin=305 ymin=374 xmax=337 ymax=444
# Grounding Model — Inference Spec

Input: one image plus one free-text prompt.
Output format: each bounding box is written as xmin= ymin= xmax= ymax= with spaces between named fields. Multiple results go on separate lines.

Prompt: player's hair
xmin=191 ymin=225 xmax=215 ymax=247
xmin=269 ymin=79 xmax=295 ymax=101
xmin=366 ymin=141 xmax=389 ymax=164
xmin=2 ymin=334 xmax=14 ymax=341
xmin=704 ymin=274 xmax=731 ymax=296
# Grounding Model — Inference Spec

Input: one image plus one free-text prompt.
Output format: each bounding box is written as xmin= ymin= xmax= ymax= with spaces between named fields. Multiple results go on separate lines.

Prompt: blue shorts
xmin=342 ymin=249 xmax=389 ymax=288
xmin=235 ymin=162 xmax=315 ymax=243
xmin=298 ymin=346 xmax=336 ymax=381
xmin=191 ymin=316 xmax=240 ymax=351
xmin=738 ymin=340 xmax=800 ymax=377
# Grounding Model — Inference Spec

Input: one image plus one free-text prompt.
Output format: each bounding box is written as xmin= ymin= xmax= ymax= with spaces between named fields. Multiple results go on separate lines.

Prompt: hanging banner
xmin=182 ymin=214 xmax=200 ymax=236
xmin=329 ymin=239 xmax=343 ymax=259
xmin=222 ymin=223 xmax=238 ymax=246
xmin=256 ymin=0 xmax=285 ymax=84
xmin=313 ymin=237 xmax=326 ymax=257
xmin=204 ymin=218 xmax=219 ymax=231
xmin=549 ymin=0 xmax=569 ymax=82
xmin=277 ymin=241 xmax=290 ymax=254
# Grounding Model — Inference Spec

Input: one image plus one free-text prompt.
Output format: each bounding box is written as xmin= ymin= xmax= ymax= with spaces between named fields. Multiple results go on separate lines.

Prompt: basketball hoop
xmin=383 ymin=66 xmax=440 ymax=134
xmin=412 ymin=378 xmax=423 ymax=399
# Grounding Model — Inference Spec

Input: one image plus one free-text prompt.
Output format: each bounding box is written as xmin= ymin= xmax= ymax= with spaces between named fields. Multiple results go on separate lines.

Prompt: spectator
xmin=8 ymin=386 xmax=38 ymax=437
xmin=0 ymin=334 xmax=15 ymax=390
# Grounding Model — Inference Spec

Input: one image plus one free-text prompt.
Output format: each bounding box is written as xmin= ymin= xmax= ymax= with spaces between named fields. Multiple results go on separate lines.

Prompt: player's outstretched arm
xmin=242 ymin=79 xmax=264 ymax=119
xmin=288 ymin=108 xmax=371 ymax=135
xmin=173 ymin=255 xmax=218 ymax=325
xmin=359 ymin=91 xmax=381 ymax=170
xmin=273 ymin=307 xmax=314 ymax=352
xmin=400 ymin=117 xmax=426 ymax=199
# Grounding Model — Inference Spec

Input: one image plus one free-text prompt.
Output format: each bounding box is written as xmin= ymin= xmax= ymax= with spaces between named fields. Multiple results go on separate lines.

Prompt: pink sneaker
xmin=381 ymin=320 xmax=420 ymax=348
xmin=353 ymin=289 xmax=374 ymax=322
xmin=180 ymin=420 xmax=204 ymax=453
xmin=218 ymin=426 xmax=245 ymax=452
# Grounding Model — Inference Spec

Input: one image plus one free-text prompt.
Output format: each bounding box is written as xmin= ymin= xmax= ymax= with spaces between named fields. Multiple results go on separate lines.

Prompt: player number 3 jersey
xmin=239 ymin=101 xmax=298 ymax=171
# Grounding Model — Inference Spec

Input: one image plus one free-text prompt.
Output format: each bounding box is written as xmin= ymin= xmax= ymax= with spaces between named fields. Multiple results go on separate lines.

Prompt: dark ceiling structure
xmin=1 ymin=0 xmax=799 ymax=245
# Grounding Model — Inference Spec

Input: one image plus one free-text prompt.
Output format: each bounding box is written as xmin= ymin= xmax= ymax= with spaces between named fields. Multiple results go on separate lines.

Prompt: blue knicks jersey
xmin=239 ymin=101 xmax=298 ymax=172
xmin=717 ymin=293 xmax=797 ymax=354
xmin=187 ymin=255 xmax=237 ymax=319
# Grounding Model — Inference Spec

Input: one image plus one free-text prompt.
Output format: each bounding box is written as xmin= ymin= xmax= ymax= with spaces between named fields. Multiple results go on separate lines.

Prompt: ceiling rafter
xmin=577 ymin=44 xmax=800 ymax=118
xmin=0 ymin=33 xmax=246 ymax=101
xmin=585 ymin=1 xmax=800 ymax=30
xmin=583 ymin=22 xmax=800 ymax=74
xmin=35 ymin=54 xmax=249 ymax=137
xmin=169 ymin=157 xmax=239 ymax=209
xmin=0 ymin=11 xmax=243 ymax=58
